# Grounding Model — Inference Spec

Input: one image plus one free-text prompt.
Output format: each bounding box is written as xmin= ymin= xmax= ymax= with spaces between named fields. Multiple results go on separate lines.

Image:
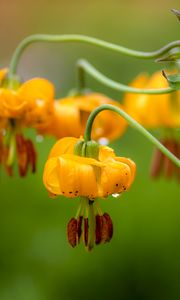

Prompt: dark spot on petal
xmin=116 ymin=183 xmax=119 ymax=187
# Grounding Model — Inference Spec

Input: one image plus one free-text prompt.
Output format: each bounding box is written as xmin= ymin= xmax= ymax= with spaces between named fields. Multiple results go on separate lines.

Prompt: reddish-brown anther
xmin=16 ymin=134 xmax=28 ymax=177
xmin=3 ymin=146 xmax=13 ymax=176
xmin=150 ymin=147 xmax=164 ymax=178
xmin=150 ymin=138 xmax=180 ymax=181
xmin=84 ymin=218 xmax=89 ymax=247
xmin=26 ymin=139 xmax=36 ymax=173
xmin=67 ymin=218 xmax=77 ymax=248
xmin=101 ymin=213 xmax=113 ymax=243
xmin=77 ymin=216 xmax=83 ymax=244
xmin=95 ymin=215 xmax=103 ymax=245
xmin=15 ymin=134 xmax=37 ymax=177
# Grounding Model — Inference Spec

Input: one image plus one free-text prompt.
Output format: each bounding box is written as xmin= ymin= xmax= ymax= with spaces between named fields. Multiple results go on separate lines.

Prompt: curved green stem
xmin=77 ymin=59 xmax=174 ymax=94
xmin=84 ymin=104 xmax=180 ymax=167
xmin=8 ymin=34 xmax=180 ymax=78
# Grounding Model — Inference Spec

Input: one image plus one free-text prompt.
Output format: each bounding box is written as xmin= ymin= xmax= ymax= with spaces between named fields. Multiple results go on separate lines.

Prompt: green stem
xmin=77 ymin=59 xmax=175 ymax=94
xmin=84 ymin=104 xmax=180 ymax=167
xmin=88 ymin=201 xmax=95 ymax=251
xmin=8 ymin=34 xmax=180 ymax=78
xmin=7 ymin=132 xmax=16 ymax=166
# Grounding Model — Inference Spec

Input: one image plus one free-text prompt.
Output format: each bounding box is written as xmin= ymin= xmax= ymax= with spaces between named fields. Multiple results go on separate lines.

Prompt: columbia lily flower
xmin=124 ymin=71 xmax=180 ymax=180
xmin=0 ymin=68 xmax=54 ymax=176
xmin=38 ymin=93 xmax=127 ymax=142
xmin=124 ymin=71 xmax=180 ymax=128
xmin=43 ymin=137 xmax=136 ymax=250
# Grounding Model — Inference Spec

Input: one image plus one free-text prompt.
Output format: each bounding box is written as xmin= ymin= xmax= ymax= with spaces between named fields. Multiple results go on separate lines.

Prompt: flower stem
xmin=8 ymin=34 xmax=180 ymax=78
xmin=84 ymin=104 xmax=180 ymax=167
xmin=7 ymin=131 xmax=16 ymax=166
xmin=76 ymin=59 xmax=175 ymax=94
xmin=88 ymin=201 xmax=95 ymax=251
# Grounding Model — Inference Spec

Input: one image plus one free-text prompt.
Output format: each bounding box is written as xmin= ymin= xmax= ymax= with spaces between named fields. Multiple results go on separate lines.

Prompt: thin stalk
xmin=77 ymin=59 xmax=175 ymax=94
xmin=8 ymin=34 xmax=180 ymax=78
xmin=84 ymin=104 xmax=180 ymax=167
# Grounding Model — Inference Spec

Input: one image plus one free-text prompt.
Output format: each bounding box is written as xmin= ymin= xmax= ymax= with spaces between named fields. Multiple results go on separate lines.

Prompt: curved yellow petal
xmin=57 ymin=156 xmax=98 ymax=198
xmin=43 ymin=157 xmax=61 ymax=195
xmin=49 ymin=137 xmax=79 ymax=158
xmin=19 ymin=78 xmax=55 ymax=103
xmin=100 ymin=161 xmax=132 ymax=197
xmin=115 ymin=157 xmax=136 ymax=188
xmin=59 ymin=94 xmax=127 ymax=141
xmin=50 ymin=100 xmax=82 ymax=137
xmin=98 ymin=145 xmax=116 ymax=161
xmin=0 ymin=89 xmax=27 ymax=118
xmin=18 ymin=78 xmax=55 ymax=127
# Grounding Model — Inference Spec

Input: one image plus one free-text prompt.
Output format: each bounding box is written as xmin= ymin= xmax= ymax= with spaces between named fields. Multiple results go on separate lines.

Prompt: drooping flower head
xmin=124 ymin=71 xmax=180 ymax=180
xmin=0 ymin=68 xmax=55 ymax=176
xmin=38 ymin=93 xmax=127 ymax=142
xmin=43 ymin=137 xmax=136 ymax=250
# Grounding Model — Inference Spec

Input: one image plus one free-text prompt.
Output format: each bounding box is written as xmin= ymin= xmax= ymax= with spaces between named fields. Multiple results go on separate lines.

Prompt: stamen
xmin=95 ymin=214 xmax=103 ymax=245
xmin=67 ymin=218 xmax=77 ymax=248
xmin=84 ymin=218 xmax=88 ymax=247
xmin=26 ymin=139 xmax=36 ymax=173
xmin=77 ymin=216 xmax=83 ymax=243
xmin=101 ymin=213 xmax=113 ymax=243
xmin=150 ymin=147 xmax=164 ymax=178
xmin=16 ymin=134 xmax=28 ymax=177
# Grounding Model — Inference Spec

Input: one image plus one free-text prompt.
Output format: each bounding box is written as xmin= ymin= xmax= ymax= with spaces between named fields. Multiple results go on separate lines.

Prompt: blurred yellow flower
xmin=124 ymin=71 xmax=180 ymax=128
xmin=39 ymin=93 xmax=127 ymax=142
xmin=0 ymin=69 xmax=54 ymax=177
xmin=124 ymin=71 xmax=180 ymax=180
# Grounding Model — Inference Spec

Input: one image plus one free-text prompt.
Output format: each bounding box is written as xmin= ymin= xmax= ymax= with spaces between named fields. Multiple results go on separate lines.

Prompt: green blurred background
xmin=0 ymin=0 xmax=180 ymax=299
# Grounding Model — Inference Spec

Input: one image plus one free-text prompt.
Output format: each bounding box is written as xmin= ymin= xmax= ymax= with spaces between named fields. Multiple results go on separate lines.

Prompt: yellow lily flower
xmin=43 ymin=137 xmax=135 ymax=199
xmin=43 ymin=137 xmax=136 ymax=251
xmin=124 ymin=71 xmax=180 ymax=180
xmin=124 ymin=71 xmax=180 ymax=128
xmin=19 ymin=78 xmax=55 ymax=128
xmin=0 ymin=68 xmax=55 ymax=177
xmin=38 ymin=93 xmax=127 ymax=142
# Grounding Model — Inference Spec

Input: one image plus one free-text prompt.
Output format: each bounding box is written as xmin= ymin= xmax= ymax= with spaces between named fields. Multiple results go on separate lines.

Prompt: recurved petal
xmin=43 ymin=157 xmax=61 ymax=195
xmin=115 ymin=157 xmax=136 ymax=188
xmin=57 ymin=155 xmax=99 ymax=198
xmin=49 ymin=137 xmax=79 ymax=158
xmin=100 ymin=161 xmax=133 ymax=197
xmin=98 ymin=145 xmax=116 ymax=161
xmin=18 ymin=78 xmax=55 ymax=104
xmin=0 ymin=89 xmax=27 ymax=118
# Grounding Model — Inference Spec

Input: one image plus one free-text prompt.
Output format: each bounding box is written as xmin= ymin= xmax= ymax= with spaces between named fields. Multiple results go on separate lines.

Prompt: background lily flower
xmin=38 ymin=93 xmax=127 ymax=142
xmin=0 ymin=71 xmax=55 ymax=176
xmin=124 ymin=71 xmax=180 ymax=180
xmin=124 ymin=71 xmax=180 ymax=128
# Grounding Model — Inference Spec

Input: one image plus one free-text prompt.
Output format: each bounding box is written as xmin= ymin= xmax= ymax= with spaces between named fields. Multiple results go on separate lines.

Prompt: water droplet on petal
xmin=112 ymin=193 xmax=121 ymax=198
xmin=98 ymin=137 xmax=109 ymax=146
xmin=36 ymin=135 xmax=44 ymax=143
